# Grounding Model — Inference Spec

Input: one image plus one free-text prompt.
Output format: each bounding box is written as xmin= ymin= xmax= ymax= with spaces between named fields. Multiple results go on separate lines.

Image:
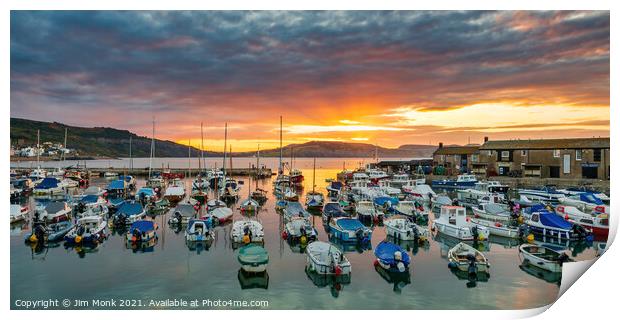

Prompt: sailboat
xmin=208 ymin=123 xmax=233 ymax=223
xmin=251 ymin=144 xmax=268 ymax=203
xmin=191 ymin=122 xmax=209 ymax=205
xmin=29 ymin=129 xmax=47 ymax=180
xmin=219 ymin=123 xmax=238 ymax=202
xmin=273 ymin=116 xmax=290 ymax=194
xmin=289 ymin=146 xmax=304 ymax=186
xmin=305 ymin=158 xmax=324 ymax=210
xmin=146 ymin=118 xmax=165 ymax=190
xmin=241 ymin=164 xmax=260 ymax=213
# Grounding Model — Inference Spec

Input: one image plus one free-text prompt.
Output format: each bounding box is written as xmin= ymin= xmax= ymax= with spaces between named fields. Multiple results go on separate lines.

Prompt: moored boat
xmin=519 ymin=244 xmax=571 ymax=273
xmin=374 ymin=241 xmax=410 ymax=272
xmin=284 ymin=216 xmax=318 ymax=243
xmin=64 ymin=215 xmax=107 ymax=246
xmin=328 ymin=217 xmax=372 ymax=245
xmin=238 ymin=244 xmax=269 ymax=273
xmin=432 ymin=206 xmax=489 ymax=241
xmin=112 ymin=201 xmax=146 ymax=226
xmin=126 ymin=220 xmax=158 ymax=243
xmin=185 ymin=218 xmax=215 ymax=242
xmin=384 ymin=216 xmax=429 ymax=242
xmin=448 ymin=242 xmax=490 ymax=275
xmin=231 ymin=219 xmax=265 ymax=244
xmin=469 ymin=218 xmax=520 ymax=238
xmin=305 ymin=241 xmax=351 ymax=276
xmin=431 ymin=174 xmax=478 ymax=190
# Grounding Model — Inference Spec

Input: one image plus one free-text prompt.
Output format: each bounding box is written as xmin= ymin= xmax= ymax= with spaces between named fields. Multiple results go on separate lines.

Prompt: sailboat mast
xmin=229 ymin=145 xmax=233 ymax=175
xmin=62 ymin=127 xmax=67 ymax=162
xmin=129 ymin=136 xmax=133 ymax=171
xmin=222 ymin=123 xmax=228 ymax=190
xmin=200 ymin=122 xmax=205 ymax=174
xmin=149 ymin=118 xmax=155 ymax=179
xmin=256 ymin=144 xmax=260 ymax=177
xmin=187 ymin=139 xmax=191 ymax=179
xmin=312 ymin=157 xmax=316 ymax=193
xmin=36 ymin=129 xmax=40 ymax=167
xmin=279 ymin=116 xmax=283 ymax=175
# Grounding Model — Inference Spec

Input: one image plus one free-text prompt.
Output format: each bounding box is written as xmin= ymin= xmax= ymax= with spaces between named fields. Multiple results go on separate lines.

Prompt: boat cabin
xmin=456 ymin=174 xmax=477 ymax=183
xmin=440 ymin=206 xmax=467 ymax=225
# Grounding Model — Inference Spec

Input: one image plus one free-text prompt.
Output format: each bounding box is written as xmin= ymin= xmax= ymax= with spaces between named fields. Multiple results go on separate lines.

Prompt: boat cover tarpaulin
xmin=117 ymin=202 xmax=144 ymax=216
xmin=539 ymin=212 xmax=572 ymax=230
xmin=238 ymin=244 xmax=269 ymax=265
xmin=285 ymin=202 xmax=309 ymax=218
xmin=374 ymin=241 xmax=410 ymax=265
xmin=324 ymin=203 xmax=345 ymax=217
xmin=129 ymin=220 xmax=155 ymax=233
xmin=45 ymin=202 xmax=67 ymax=214
xmin=80 ymin=195 xmax=100 ymax=204
xmin=35 ymin=178 xmax=60 ymax=189
xmin=374 ymin=197 xmax=399 ymax=206
xmin=336 ymin=218 xmax=365 ymax=231
xmin=175 ymin=204 xmax=196 ymax=217
xmin=107 ymin=180 xmax=126 ymax=190
xmin=329 ymin=181 xmax=343 ymax=190
xmin=137 ymin=188 xmax=155 ymax=197
xmin=580 ymin=193 xmax=603 ymax=205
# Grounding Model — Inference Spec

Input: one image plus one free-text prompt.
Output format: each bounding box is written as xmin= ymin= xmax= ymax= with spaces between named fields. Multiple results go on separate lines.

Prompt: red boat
xmin=571 ymin=214 xmax=609 ymax=240
xmin=290 ymin=169 xmax=304 ymax=185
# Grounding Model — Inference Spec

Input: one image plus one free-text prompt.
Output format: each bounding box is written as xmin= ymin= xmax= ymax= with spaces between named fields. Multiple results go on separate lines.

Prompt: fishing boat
xmin=251 ymin=188 xmax=268 ymax=203
xmin=10 ymin=183 xmax=21 ymax=201
xmin=402 ymin=183 xmax=436 ymax=203
xmin=519 ymin=244 xmax=572 ymax=273
xmin=75 ymin=197 xmax=109 ymax=219
xmin=231 ymin=219 xmax=265 ymax=244
xmin=126 ymin=220 xmax=158 ymax=243
xmin=146 ymin=176 xmax=165 ymax=190
xmin=524 ymin=209 xmax=591 ymax=240
xmin=305 ymin=241 xmax=351 ymax=275
xmin=10 ymin=204 xmax=28 ymax=223
xmin=555 ymin=206 xmax=609 ymax=238
xmin=469 ymin=218 xmax=520 ymax=238
xmin=431 ymin=195 xmax=453 ymax=213
xmin=326 ymin=181 xmax=344 ymax=198
xmin=33 ymin=177 xmax=64 ymax=197
xmin=367 ymin=168 xmax=389 ymax=180
xmin=37 ymin=201 xmax=71 ymax=223
xmin=220 ymin=178 xmax=240 ymax=201
xmin=374 ymin=241 xmax=410 ymax=272
xmin=472 ymin=202 xmax=513 ymax=222
xmin=168 ymin=203 xmax=197 ymax=225
xmin=431 ymin=206 xmax=489 ymax=241
xmin=25 ymin=220 xmax=75 ymax=243
xmin=207 ymin=169 xmax=225 ymax=189
xmin=328 ymin=217 xmax=372 ymax=244
xmin=284 ymin=216 xmax=318 ymax=243
xmin=283 ymin=188 xmax=299 ymax=201
xmin=517 ymin=186 xmax=565 ymax=203
xmin=164 ymin=178 xmax=186 ymax=203
xmin=384 ymin=216 xmax=429 ymax=241
xmin=448 ymin=242 xmax=490 ymax=275
xmin=290 ymin=168 xmax=304 ymax=186
xmin=238 ymin=244 xmax=269 ymax=273
xmin=557 ymin=187 xmax=610 ymax=202
xmin=322 ymin=202 xmax=347 ymax=223
xmin=284 ymin=201 xmax=310 ymax=222
xmin=240 ymin=198 xmax=260 ymax=213
xmin=373 ymin=196 xmax=399 ymax=213
xmin=136 ymin=187 xmax=157 ymax=203
xmin=29 ymin=168 xmax=48 ymax=180
xmin=390 ymin=200 xmax=415 ymax=217
xmin=305 ymin=192 xmax=324 ymax=210
xmin=185 ymin=218 xmax=215 ymax=242
xmin=64 ymin=216 xmax=107 ymax=246
xmin=558 ymin=193 xmax=609 ymax=214
xmin=431 ymin=174 xmax=478 ymax=189
xmin=106 ymin=179 xmax=127 ymax=197
xmin=112 ymin=201 xmax=146 ymax=226
xmin=456 ymin=183 xmax=506 ymax=207
xmin=12 ymin=178 xmax=34 ymax=197
xmin=355 ymin=200 xmax=383 ymax=223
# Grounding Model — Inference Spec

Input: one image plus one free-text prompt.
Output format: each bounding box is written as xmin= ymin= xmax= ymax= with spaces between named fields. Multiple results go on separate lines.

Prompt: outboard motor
xmin=412 ymin=226 xmax=420 ymax=241
xmin=558 ymin=253 xmax=570 ymax=266
xmin=467 ymin=253 xmax=478 ymax=277
xmin=471 ymin=226 xmax=479 ymax=241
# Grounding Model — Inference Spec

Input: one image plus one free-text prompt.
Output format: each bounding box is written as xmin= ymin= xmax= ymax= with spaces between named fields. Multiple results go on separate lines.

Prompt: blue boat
xmin=525 ymin=210 xmax=591 ymax=241
xmin=328 ymin=217 xmax=372 ymax=244
xmin=126 ymin=220 xmax=157 ymax=242
xmin=113 ymin=201 xmax=146 ymax=226
xmin=25 ymin=220 xmax=75 ymax=243
xmin=136 ymin=187 xmax=156 ymax=200
xmin=374 ymin=241 xmax=410 ymax=272
xmin=326 ymin=181 xmax=344 ymax=197
xmin=431 ymin=174 xmax=478 ymax=189
xmin=374 ymin=196 xmax=399 ymax=211
xmin=517 ymin=186 xmax=565 ymax=203
xmin=322 ymin=202 xmax=348 ymax=223
xmin=106 ymin=179 xmax=127 ymax=195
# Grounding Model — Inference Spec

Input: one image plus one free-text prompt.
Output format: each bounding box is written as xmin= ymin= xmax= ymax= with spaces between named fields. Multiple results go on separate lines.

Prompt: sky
xmin=10 ymin=11 xmax=610 ymax=151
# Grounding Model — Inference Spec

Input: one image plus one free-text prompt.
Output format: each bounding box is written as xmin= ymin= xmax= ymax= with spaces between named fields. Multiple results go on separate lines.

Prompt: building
xmin=432 ymin=143 xmax=481 ymax=174
xmin=476 ymin=137 xmax=610 ymax=180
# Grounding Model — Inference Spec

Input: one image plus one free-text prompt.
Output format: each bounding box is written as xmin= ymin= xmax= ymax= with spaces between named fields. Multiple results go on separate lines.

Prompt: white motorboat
xmin=432 ymin=206 xmax=489 ymax=241
xmin=37 ymin=201 xmax=72 ymax=223
xmin=231 ymin=219 xmax=265 ymax=244
xmin=448 ymin=242 xmax=490 ymax=274
xmin=469 ymin=218 xmax=520 ymax=238
xmin=519 ymin=244 xmax=571 ymax=273
xmin=517 ymin=186 xmax=565 ymax=203
xmin=168 ymin=203 xmax=197 ymax=225
xmin=384 ymin=216 xmax=429 ymax=241
xmin=305 ymin=241 xmax=351 ymax=275
xmin=284 ymin=216 xmax=318 ymax=242
xmin=240 ymin=198 xmax=260 ymax=213
xmin=456 ymin=182 xmax=506 ymax=207
xmin=355 ymin=201 xmax=383 ymax=222
xmin=33 ymin=177 xmax=65 ymax=197
xmin=164 ymin=178 xmax=186 ymax=203
xmin=10 ymin=204 xmax=29 ymax=223
xmin=402 ymin=183 xmax=436 ymax=203
xmin=185 ymin=218 xmax=214 ymax=242
xmin=558 ymin=193 xmax=609 ymax=215
xmin=472 ymin=202 xmax=513 ymax=222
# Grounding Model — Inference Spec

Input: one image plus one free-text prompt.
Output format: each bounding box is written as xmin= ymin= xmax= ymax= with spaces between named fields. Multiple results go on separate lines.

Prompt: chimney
xmin=484 ymin=136 xmax=489 ymax=143
xmin=439 ymin=142 xmax=443 ymax=148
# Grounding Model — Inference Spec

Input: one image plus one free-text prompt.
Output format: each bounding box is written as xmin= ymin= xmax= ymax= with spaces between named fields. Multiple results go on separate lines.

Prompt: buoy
xmin=517 ymin=216 xmax=524 ymax=224
xmin=527 ymin=234 xmax=534 ymax=242
xmin=478 ymin=234 xmax=485 ymax=241
xmin=29 ymin=234 xmax=38 ymax=243
xmin=334 ymin=265 xmax=342 ymax=276
xmin=131 ymin=236 xmax=137 ymax=242
xmin=281 ymin=231 xmax=288 ymax=239
xmin=300 ymin=235 xmax=307 ymax=244
xmin=75 ymin=235 xmax=82 ymax=243
xmin=564 ymin=214 xmax=569 ymax=220
xmin=495 ymin=222 xmax=502 ymax=227
xmin=242 ymin=234 xmax=251 ymax=244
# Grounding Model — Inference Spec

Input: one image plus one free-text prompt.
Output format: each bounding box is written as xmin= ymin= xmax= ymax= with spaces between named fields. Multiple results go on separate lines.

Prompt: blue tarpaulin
xmin=374 ymin=241 xmax=410 ymax=265
xmin=335 ymin=218 xmax=364 ymax=231
xmin=323 ymin=203 xmax=345 ymax=217
xmin=107 ymin=180 xmax=125 ymax=190
xmin=285 ymin=202 xmax=309 ymax=218
xmin=116 ymin=202 xmax=144 ymax=217
xmin=374 ymin=196 xmax=399 ymax=207
xmin=80 ymin=195 xmax=100 ymax=204
xmin=539 ymin=212 xmax=572 ymax=230
xmin=580 ymin=193 xmax=603 ymax=205
xmin=35 ymin=178 xmax=60 ymax=189
xmin=129 ymin=220 xmax=155 ymax=233
xmin=136 ymin=188 xmax=155 ymax=197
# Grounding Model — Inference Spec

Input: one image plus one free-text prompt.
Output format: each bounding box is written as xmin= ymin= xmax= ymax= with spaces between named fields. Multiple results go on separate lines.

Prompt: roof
xmin=479 ymin=138 xmax=610 ymax=150
xmin=433 ymin=145 xmax=480 ymax=155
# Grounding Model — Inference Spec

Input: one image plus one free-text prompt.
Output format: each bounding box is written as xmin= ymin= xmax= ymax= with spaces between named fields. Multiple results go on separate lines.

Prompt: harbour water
xmin=10 ymin=158 xmax=598 ymax=309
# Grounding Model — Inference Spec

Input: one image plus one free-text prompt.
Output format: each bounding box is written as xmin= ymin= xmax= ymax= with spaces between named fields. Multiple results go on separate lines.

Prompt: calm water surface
xmin=10 ymin=158 xmax=597 ymax=309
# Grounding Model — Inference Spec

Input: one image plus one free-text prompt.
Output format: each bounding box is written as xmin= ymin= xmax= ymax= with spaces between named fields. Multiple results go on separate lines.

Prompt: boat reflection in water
xmin=519 ymin=262 xmax=561 ymax=286
xmin=449 ymin=267 xmax=490 ymax=288
xmin=529 ymin=235 xmax=592 ymax=257
xmin=186 ymin=238 xmax=214 ymax=254
xmin=386 ymin=237 xmax=430 ymax=256
xmin=238 ymin=269 xmax=269 ymax=290
xmin=374 ymin=264 xmax=411 ymax=294
xmin=66 ymin=242 xmax=100 ymax=259
xmin=328 ymin=236 xmax=372 ymax=254
xmin=488 ymin=235 xmax=520 ymax=249
xmin=305 ymin=266 xmax=351 ymax=298
xmin=434 ymin=232 xmax=490 ymax=253
xmin=126 ymin=237 xmax=158 ymax=253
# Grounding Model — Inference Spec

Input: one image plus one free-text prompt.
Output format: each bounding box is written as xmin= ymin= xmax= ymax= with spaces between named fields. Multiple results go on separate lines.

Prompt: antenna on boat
xmin=222 ymin=122 xmax=228 ymax=195
xmin=188 ymin=139 xmax=191 ymax=179
xmin=200 ymin=122 xmax=205 ymax=175
xmin=279 ymin=116 xmax=283 ymax=175
xmin=62 ymin=127 xmax=67 ymax=162
xmin=313 ymin=157 xmax=316 ymax=193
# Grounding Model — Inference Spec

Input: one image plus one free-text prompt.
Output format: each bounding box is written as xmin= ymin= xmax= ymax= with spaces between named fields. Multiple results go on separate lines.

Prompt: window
xmin=501 ymin=151 xmax=509 ymax=158
xmin=531 ymin=214 xmax=539 ymax=223
xmin=593 ymin=149 xmax=601 ymax=162
xmin=576 ymin=149 xmax=582 ymax=161
xmin=553 ymin=150 xmax=560 ymax=158
xmin=521 ymin=150 xmax=527 ymax=157
xmin=440 ymin=155 xmax=445 ymax=162
xmin=472 ymin=154 xmax=479 ymax=162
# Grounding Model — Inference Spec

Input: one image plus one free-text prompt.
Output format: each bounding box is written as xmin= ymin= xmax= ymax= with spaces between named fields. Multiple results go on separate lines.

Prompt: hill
xmin=10 ymin=118 xmax=435 ymax=158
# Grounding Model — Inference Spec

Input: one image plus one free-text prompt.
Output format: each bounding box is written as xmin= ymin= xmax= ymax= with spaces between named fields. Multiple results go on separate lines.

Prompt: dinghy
xmin=432 ymin=206 xmax=489 ymax=241
xmin=185 ymin=218 xmax=214 ymax=242
xmin=126 ymin=220 xmax=158 ymax=243
xmin=64 ymin=216 xmax=107 ymax=246
xmin=328 ymin=217 xmax=372 ymax=245
xmin=374 ymin=241 xmax=410 ymax=272
xmin=231 ymin=220 xmax=265 ymax=244
xmin=168 ymin=203 xmax=197 ymax=225
xmin=305 ymin=241 xmax=351 ymax=276
xmin=238 ymin=244 xmax=269 ymax=273
xmin=284 ymin=216 xmax=318 ymax=243
xmin=448 ymin=242 xmax=490 ymax=274
xmin=384 ymin=216 xmax=429 ymax=241
xmin=519 ymin=244 xmax=571 ymax=273
xmin=112 ymin=201 xmax=146 ymax=226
